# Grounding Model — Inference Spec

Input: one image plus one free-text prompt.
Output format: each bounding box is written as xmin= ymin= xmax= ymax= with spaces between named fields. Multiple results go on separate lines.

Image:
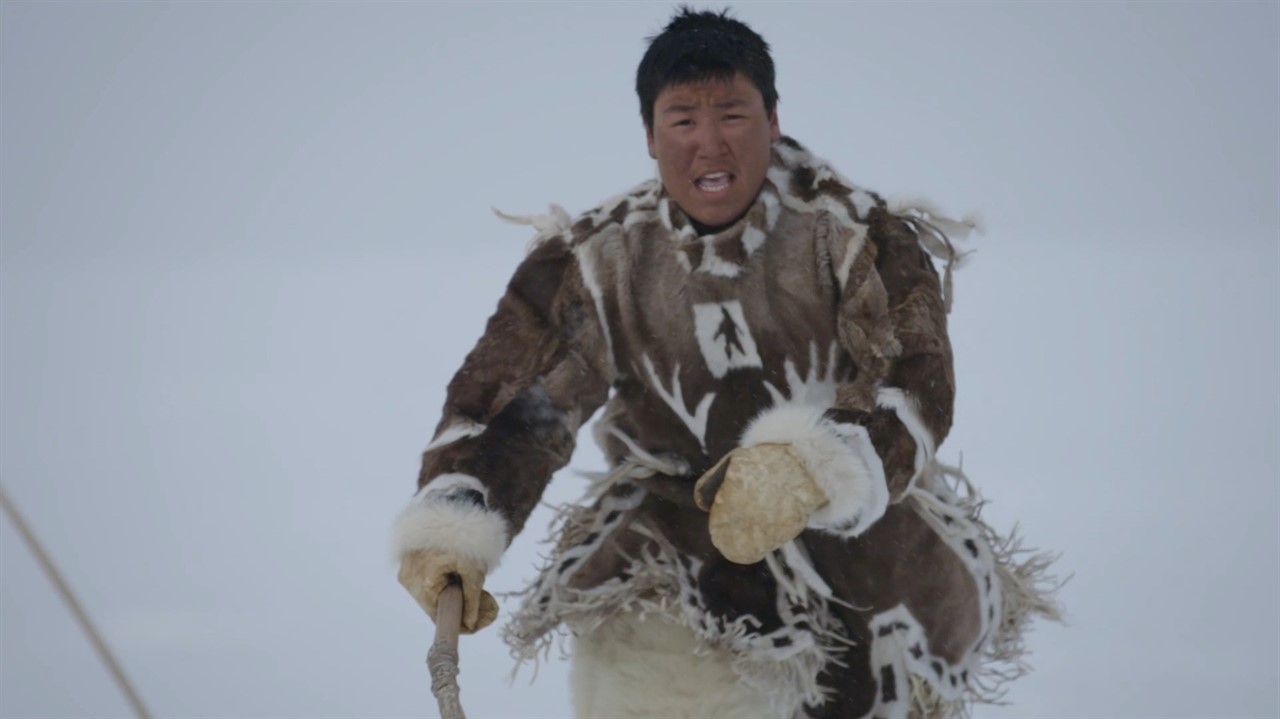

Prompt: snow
xmin=2 ymin=2 xmax=1277 ymax=717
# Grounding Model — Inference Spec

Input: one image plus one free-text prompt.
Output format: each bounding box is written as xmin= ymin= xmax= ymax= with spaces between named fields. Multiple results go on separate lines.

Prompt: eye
xmin=674 ymin=119 xmax=693 ymax=127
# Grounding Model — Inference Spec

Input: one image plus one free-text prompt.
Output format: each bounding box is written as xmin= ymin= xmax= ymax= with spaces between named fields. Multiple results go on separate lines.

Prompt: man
xmin=393 ymin=8 xmax=1056 ymax=718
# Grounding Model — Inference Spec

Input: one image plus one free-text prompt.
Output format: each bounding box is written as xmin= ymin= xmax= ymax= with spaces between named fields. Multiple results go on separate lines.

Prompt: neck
xmin=689 ymin=206 xmax=752 ymax=237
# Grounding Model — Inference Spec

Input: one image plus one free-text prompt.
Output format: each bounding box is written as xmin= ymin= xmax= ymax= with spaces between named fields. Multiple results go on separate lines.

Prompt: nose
xmin=694 ymin=121 xmax=728 ymax=159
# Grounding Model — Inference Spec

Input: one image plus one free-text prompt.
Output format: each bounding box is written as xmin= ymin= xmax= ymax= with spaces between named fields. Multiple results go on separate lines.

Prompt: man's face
xmin=646 ymin=73 xmax=780 ymax=229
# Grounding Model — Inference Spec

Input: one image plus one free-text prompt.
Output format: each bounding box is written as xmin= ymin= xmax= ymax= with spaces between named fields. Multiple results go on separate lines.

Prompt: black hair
xmin=636 ymin=6 xmax=778 ymax=131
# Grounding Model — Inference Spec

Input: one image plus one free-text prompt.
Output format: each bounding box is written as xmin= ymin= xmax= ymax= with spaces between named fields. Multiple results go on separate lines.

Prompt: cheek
xmin=730 ymin=123 xmax=769 ymax=147
xmin=654 ymin=152 xmax=684 ymax=186
xmin=656 ymin=139 xmax=694 ymax=170
xmin=730 ymin=134 xmax=769 ymax=166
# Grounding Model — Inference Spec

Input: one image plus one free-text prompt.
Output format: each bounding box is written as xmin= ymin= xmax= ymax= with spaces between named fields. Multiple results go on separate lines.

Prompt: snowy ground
xmin=2 ymin=3 xmax=1277 ymax=717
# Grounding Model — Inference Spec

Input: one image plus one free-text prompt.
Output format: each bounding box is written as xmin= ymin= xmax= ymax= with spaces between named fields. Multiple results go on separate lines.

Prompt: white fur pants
xmin=569 ymin=611 xmax=775 ymax=719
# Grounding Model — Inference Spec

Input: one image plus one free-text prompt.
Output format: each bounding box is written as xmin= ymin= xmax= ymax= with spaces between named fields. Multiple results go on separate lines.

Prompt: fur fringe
xmin=908 ymin=462 xmax=1066 ymax=714
xmin=907 ymin=673 xmax=967 ymax=719
xmin=888 ymin=199 xmax=979 ymax=313
xmin=503 ymin=490 xmax=850 ymax=719
xmin=502 ymin=466 xmax=1063 ymax=719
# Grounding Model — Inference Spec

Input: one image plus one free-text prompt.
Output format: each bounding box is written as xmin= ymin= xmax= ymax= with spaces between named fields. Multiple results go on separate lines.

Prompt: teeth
xmin=697 ymin=173 xmax=731 ymax=191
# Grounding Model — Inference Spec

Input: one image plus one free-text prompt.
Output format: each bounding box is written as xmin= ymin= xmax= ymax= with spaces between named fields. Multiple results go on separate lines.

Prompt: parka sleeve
xmin=736 ymin=204 xmax=957 ymax=540
xmin=391 ymin=233 xmax=612 ymax=571
xmin=829 ymin=206 xmax=956 ymax=501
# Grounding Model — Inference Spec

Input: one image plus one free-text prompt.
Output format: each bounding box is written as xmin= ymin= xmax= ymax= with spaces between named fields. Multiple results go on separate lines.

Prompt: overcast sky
xmin=1 ymin=2 xmax=1277 ymax=718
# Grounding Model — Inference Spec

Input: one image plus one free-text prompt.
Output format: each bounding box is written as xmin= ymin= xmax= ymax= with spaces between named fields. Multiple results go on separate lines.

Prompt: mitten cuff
xmin=391 ymin=473 xmax=509 ymax=571
xmin=740 ymin=404 xmax=889 ymax=537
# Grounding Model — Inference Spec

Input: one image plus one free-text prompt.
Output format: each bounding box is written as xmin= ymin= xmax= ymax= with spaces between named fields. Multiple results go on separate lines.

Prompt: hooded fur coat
xmin=393 ymin=137 xmax=1057 ymax=718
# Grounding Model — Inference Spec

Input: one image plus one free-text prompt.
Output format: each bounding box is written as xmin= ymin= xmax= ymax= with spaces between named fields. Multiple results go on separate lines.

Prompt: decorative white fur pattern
xmin=639 ymin=354 xmax=715 ymax=453
xmin=424 ymin=419 xmax=487 ymax=453
xmin=573 ymin=237 xmax=618 ymax=381
xmin=691 ymin=301 xmax=763 ymax=379
xmin=910 ymin=477 xmax=1003 ymax=674
xmin=739 ymin=403 xmax=889 ymax=538
xmin=762 ymin=342 xmax=842 ymax=409
xmin=655 ymin=168 xmax=782 ymax=280
xmin=391 ymin=473 xmax=509 ymax=570
xmin=862 ymin=605 xmax=968 ymax=719
xmin=768 ymin=142 xmax=876 ymax=232
xmin=875 ymin=387 xmax=936 ymax=489
xmin=833 ymin=221 xmax=870 ymax=292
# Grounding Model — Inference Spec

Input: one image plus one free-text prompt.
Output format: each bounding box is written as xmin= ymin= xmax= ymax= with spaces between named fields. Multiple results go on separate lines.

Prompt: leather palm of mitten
xmin=397 ymin=548 xmax=499 ymax=634
xmin=694 ymin=443 xmax=829 ymax=564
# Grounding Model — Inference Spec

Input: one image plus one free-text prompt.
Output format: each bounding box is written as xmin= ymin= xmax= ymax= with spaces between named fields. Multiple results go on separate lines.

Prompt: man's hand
xmin=398 ymin=548 xmax=499 ymax=634
xmin=694 ymin=443 xmax=829 ymax=564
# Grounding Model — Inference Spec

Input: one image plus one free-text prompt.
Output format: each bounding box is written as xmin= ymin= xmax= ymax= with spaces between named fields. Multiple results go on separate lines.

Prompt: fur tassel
xmin=888 ymin=197 xmax=980 ymax=313
xmin=888 ymin=196 xmax=984 ymax=238
xmin=492 ymin=203 xmax=574 ymax=254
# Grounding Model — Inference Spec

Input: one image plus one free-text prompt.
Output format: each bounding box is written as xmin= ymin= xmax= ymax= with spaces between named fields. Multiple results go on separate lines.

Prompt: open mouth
xmin=695 ymin=172 xmax=734 ymax=195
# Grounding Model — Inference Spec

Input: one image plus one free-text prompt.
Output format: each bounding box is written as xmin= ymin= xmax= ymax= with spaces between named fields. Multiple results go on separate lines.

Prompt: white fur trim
xmin=741 ymin=224 xmax=766 ymax=255
xmin=573 ymin=239 xmax=617 ymax=381
xmin=695 ymin=237 xmax=745 ymax=277
xmin=570 ymin=611 xmax=778 ymax=719
xmin=415 ymin=472 xmax=489 ymax=500
xmin=391 ymin=473 xmax=509 ymax=570
xmin=760 ymin=188 xmax=781 ymax=230
xmin=834 ymin=222 xmax=869 ymax=292
xmin=875 ymin=387 xmax=936 ymax=486
xmin=424 ymin=419 xmax=486 ymax=453
xmin=740 ymin=404 xmax=889 ymax=537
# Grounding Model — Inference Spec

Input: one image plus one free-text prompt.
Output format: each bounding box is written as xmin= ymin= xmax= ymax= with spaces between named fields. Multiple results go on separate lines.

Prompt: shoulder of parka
xmin=770 ymin=137 xmax=976 ymax=310
xmin=769 ymin=136 xmax=888 ymax=230
xmin=506 ymin=179 xmax=662 ymax=258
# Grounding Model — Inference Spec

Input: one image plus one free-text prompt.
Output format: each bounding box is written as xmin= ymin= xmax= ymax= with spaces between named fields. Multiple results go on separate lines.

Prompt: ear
xmin=768 ymin=108 xmax=781 ymax=143
xmin=645 ymin=124 xmax=657 ymax=159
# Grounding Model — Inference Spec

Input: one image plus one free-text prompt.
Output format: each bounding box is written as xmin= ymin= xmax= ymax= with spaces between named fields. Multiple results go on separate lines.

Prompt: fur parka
xmin=394 ymin=137 xmax=1058 ymax=719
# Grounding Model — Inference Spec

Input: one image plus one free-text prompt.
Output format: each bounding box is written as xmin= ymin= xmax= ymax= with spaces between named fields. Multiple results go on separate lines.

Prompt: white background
xmin=2 ymin=2 xmax=1276 ymax=717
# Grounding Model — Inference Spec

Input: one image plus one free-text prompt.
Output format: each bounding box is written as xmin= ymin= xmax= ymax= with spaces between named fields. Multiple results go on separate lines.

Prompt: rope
xmin=0 ymin=482 xmax=153 ymax=719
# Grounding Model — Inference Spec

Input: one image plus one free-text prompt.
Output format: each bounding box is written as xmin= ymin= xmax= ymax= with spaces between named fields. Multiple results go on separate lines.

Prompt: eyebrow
xmin=661 ymin=98 xmax=749 ymax=115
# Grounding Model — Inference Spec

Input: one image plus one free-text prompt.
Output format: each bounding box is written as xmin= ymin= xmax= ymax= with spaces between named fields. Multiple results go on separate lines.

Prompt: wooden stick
xmin=0 ymin=482 xmax=153 ymax=719
xmin=435 ymin=583 xmax=464 ymax=647
xmin=427 ymin=583 xmax=466 ymax=719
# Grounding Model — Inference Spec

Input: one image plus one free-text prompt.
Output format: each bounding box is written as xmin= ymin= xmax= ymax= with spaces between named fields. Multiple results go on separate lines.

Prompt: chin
xmin=688 ymin=202 xmax=747 ymax=229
